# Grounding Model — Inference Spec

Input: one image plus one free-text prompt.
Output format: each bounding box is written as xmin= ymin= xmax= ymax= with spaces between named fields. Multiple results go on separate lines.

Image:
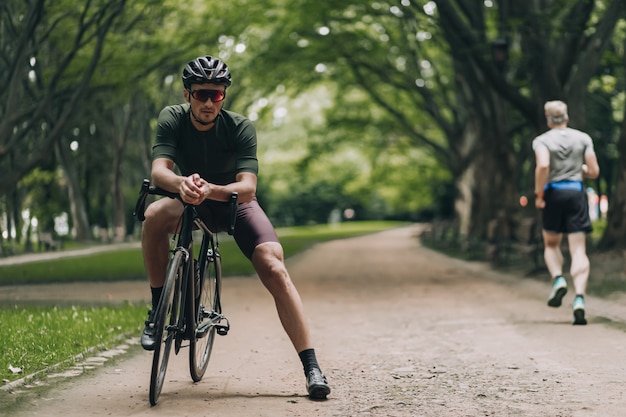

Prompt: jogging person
xmin=532 ymin=100 xmax=600 ymax=325
xmin=139 ymin=55 xmax=331 ymax=399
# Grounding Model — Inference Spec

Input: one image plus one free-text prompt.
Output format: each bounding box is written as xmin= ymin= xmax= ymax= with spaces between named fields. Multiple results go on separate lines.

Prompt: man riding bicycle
xmin=139 ymin=55 xmax=331 ymax=400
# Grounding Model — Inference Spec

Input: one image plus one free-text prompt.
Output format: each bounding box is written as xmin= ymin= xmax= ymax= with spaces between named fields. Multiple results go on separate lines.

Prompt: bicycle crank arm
xmin=196 ymin=316 xmax=230 ymax=338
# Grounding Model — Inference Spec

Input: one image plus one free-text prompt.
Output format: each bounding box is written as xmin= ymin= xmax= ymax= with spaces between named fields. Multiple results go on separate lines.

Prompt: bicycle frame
xmin=171 ymin=203 xmax=199 ymax=348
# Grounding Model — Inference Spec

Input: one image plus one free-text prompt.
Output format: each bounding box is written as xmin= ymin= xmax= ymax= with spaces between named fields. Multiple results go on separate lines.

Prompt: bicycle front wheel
xmin=189 ymin=248 xmax=222 ymax=381
xmin=149 ymin=250 xmax=183 ymax=406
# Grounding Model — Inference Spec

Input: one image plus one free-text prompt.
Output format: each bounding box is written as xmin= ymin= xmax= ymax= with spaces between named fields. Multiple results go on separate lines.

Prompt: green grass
xmin=0 ymin=220 xmax=406 ymax=387
xmin=1 ymin=303 xmax=146 ymax=384
xmin=0 ymin=221 xmax=405 ymax=285
xmin=0 ymin=250 xmax=147 ymax=284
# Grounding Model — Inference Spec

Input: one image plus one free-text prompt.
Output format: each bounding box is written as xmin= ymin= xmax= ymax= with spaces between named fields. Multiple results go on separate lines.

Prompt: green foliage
xmin=2 ymin=0 xmax=626 ymax=252
xmin=253 ymin=80 xmax=450 ymax=223
xmin=590 ymin=218 xmax=608 ymax=242
xmin=240 ymin=1 xmax=457 ymax=221
xmin=19 ymin=168 xmax=68 ymax=234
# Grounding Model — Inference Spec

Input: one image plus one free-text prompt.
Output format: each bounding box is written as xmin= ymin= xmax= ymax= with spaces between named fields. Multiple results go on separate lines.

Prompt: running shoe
xmin=306 ymin=368 xmax=331 ymax=400
xmin=547 ymin=276 xmax=567 ymax=307
xmin=140 ymin=310 xmax=157 ymax=351
xmin=572 ymin=296 xmax=587 ymax=325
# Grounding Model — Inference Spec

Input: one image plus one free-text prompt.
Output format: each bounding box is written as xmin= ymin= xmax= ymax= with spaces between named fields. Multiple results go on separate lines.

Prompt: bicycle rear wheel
xmin=189 ymin=247 xmax=222 ymax=381
xmin=149 ymin=250 xmax=183 ymax=406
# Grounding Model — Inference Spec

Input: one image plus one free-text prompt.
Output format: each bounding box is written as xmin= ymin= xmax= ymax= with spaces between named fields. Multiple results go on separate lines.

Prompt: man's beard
xmin=191 ymin=109 xmax=215 ymax=126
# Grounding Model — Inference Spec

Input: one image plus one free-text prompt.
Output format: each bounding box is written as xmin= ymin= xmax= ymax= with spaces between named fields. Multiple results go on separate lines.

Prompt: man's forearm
xmin=535 ymin=166 xmax=549 ymax=197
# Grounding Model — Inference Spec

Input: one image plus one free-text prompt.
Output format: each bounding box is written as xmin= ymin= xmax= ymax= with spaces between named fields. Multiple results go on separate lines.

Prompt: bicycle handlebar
xmin=133 ymin=179 xmax=239 ymax=235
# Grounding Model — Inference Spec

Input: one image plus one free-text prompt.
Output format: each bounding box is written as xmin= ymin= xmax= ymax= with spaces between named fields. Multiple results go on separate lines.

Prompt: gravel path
xmin=2 ymin=225 xmax=626 ymax=416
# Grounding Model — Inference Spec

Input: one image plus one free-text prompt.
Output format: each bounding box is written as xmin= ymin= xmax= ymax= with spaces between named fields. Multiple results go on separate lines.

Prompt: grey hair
xmin=544 ymin=100 xmax=569 ymax=125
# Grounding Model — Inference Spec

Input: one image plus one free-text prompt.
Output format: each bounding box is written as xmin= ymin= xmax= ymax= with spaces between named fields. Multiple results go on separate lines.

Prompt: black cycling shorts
xmin=542 ymin=189 xmax=592 ymax=234
xmin=195 ymin=198 xmax=279 ymax=259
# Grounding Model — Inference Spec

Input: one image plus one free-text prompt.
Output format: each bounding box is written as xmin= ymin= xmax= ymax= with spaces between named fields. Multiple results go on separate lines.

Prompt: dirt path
xmin=3 ymin=225 xmax=626 ymax=416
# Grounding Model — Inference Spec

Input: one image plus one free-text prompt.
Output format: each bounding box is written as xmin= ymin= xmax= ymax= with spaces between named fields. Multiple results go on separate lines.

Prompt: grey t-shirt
xmin=532 ymin=127 xmax=595 ymax=183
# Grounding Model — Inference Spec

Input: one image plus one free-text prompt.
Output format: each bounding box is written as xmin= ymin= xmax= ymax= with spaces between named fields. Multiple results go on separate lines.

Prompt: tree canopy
xmin=1 ymin=0 xmax=626 ymax=250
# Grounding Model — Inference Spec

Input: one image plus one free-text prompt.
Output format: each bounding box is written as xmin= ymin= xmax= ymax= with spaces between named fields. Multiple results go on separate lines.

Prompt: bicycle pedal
xmin=215 ymin=324 xmax=230 ymax=336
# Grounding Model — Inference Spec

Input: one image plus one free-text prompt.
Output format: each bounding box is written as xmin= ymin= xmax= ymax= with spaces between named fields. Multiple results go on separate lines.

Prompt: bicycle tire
xmin=189 ymin=246 xmax=222 ymax=381
xmin=149 ymin=250 xmax=184 ymax=406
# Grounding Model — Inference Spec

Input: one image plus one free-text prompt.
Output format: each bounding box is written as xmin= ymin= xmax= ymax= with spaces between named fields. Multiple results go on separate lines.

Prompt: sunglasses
xmin=188 ymin=89 xmax=226 ymax=103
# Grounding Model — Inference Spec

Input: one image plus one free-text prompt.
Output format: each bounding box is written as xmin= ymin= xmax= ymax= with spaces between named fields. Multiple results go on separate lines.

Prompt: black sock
xmin=298 ymin=348 xmax=320 ymax=375
xmin=150 ymin=286 xmax=163 ymax=311
xmin=575 ymin=294 xmax=584 ymax=300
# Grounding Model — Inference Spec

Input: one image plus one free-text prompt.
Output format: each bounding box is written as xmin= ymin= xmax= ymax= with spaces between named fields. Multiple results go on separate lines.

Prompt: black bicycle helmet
xmin=182 ymin=55 xmax=232 ymax=88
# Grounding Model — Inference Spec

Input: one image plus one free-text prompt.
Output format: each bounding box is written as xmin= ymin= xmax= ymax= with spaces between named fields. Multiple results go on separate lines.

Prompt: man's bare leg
xmin=543 ymin=231 xmax=568 ymax=307
xmin=252 ymin=242 xmax=330 ymax=399
xmin=568 ymin=232 xmax=589 ymax=325
xmin=140 ymin=198 xmax=183 ymax=350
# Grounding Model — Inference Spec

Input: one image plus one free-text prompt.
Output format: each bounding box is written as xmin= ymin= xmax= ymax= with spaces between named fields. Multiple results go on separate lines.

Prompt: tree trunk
xmin=55 ymin=141 xmax=91 ymax=240
xmin=599 ymin=82 xmax=626 ymax=249
xmin=111 ymin=104 xmax=133 ymax=242
xmin=449 ymin=52 xmax=519 ymax=239
xmin=453 ymin=115 xmax=518 ymax=240
xmin=601 ymin=164 xmax=626 ymax=249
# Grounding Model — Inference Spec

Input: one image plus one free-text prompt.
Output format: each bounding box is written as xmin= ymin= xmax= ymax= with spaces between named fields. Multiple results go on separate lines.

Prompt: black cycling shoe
xmin=140 ymin=311 xmax=157 ymax=351
xmin=306 ymin=368 xmax=331 ymax=400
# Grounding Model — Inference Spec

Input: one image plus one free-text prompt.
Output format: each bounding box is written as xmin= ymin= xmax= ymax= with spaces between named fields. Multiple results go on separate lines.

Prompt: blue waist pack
xmin=545 ymin=180 xmax=583 ymax=191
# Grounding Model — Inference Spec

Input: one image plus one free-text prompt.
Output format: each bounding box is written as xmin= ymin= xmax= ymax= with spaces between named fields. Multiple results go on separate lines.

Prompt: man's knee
xmin=543 ymin=232 xmax=562 ymax=248
xmin=253 ymin=242 xmax=285 ymax=263
xmin=252 ymin=243 xmax=291 ymax=286
xmin=143 ymin=200 xmax=181 ymax=233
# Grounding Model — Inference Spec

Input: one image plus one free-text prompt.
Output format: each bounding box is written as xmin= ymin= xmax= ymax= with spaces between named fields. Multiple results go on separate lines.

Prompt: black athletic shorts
xmin=195 ymin=198 xmax=279 ymax=259
xmin=542 ymin=189 xmax=592 ymax=234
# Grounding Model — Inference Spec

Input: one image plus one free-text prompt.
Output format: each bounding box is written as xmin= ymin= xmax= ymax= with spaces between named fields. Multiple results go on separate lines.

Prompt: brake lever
xmin=133 ymin=179 xmax=151 ymax=221
xmin=228 ymin=192 xmax=238 ymax=235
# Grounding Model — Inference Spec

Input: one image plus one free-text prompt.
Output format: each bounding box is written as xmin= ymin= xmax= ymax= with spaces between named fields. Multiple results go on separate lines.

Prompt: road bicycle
xmin=134 ymin=179 xmax=237 ymax=406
